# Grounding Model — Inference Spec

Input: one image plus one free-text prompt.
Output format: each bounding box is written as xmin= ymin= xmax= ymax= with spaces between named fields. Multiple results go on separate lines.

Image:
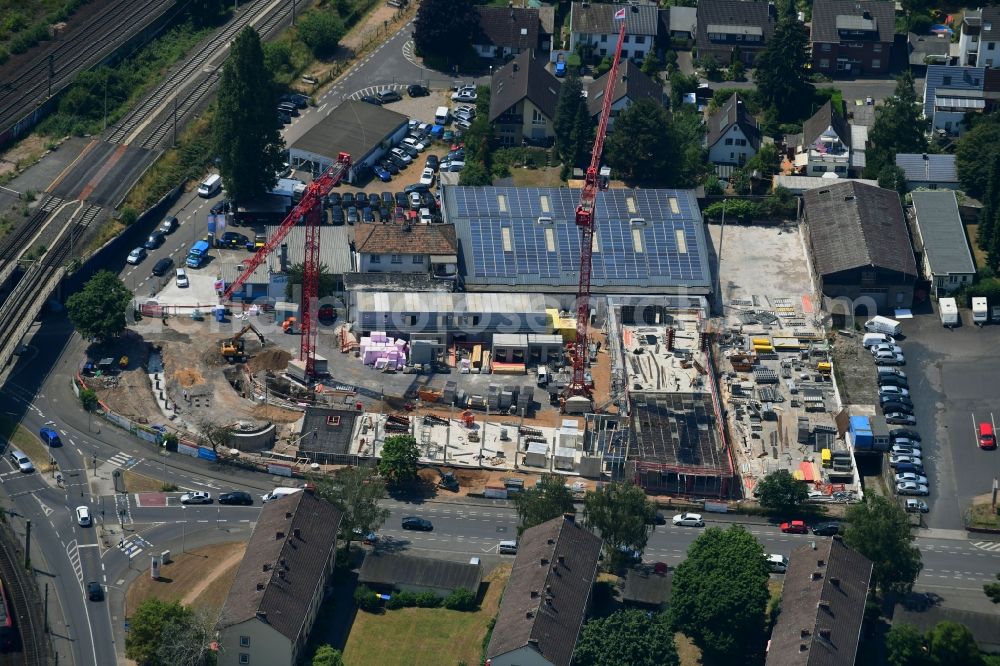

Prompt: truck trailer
xmin=972 ymin=296 xmax=988 ymax=325
xmin=939 ymin=297 xmax=959 ymax=327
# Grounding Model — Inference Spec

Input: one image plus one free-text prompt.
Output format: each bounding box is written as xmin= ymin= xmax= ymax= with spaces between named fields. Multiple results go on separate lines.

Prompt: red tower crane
xmin=221 ymin=152 xmax=352 ymax=379
xmin=566 ymin=17 xmax=628 ymax=402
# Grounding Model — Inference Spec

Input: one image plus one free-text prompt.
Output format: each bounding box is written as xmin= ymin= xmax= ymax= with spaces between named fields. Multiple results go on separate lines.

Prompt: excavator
xmin=220 ymin=322 xmax=266 ymax=361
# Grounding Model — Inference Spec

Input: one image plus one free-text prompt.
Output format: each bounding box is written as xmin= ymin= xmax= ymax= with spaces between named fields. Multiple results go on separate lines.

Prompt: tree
xmin=924 ymin=621 xmax=984 ymax=666
xmin=745 ymin=143 xmax=780 ymax=178
xmin=458 ymin=160 xmax=491 ymax=186
xmin=605 ymin=98 xmax=672 ymax=182
xmin=886 ymin=623 xmax=932 ymax=666
xmin=956 ymin=115 xmax=1000 ymax=197
xmin=864 ymin=72 xmax=927 ymax=179
xmin=214 ymin=27 xmax=285 ymax=202
xmin=583 ymin=481 xmax=656 ymax=563
xmin=568 ymin=91 xmax=595 ymax=170
xmin=842 ymin=494 xmax=922 ymax=595
xmin=668 ymin=71 xmax=699 ymax=109
xmin=986 ymin=572 xmax=1000 ymax=603
xmin=573 ymin=609 xmax=679 ymax=666
xmin=297 ymin=11 xmax=345 ymax=58
xmin=754 ymin=14 xmax=811 ymax=121
xmin=312 ymin=645 xmax=344 ymax=666
xmin=973 ymin=151 xmax=1000 ymax=252
xmin=413 ymin=0 xmax=479 ymax=62
xmin=125 ymin=599 xmax=195 ymax=666
xmin=554 ymin=75 xmax=586 ymax=165
xmin=513 ymin=474 xmax=575 ymax=533
xmin=378 ymin=434 xmax=419 ymax=485
xmin=196 ymin=419 xmax=233 ymax=456
xmin=669 ymin=525 xmax=770 ymax=665
xmin=285 ymin=262 xmax=336 ymax=300
xmin=878 ymin=164 xmax=909 ymax=197
xmin=312 ymin=465 xmax=389 ymax=550
xmin=79 ymin=387 xmax=99 ymax=412
xmin=154 ymin=606 xmax=216 ymax=666
xmin=66 ymin=270 xmax=133 ymax=342
xmin=755 ymin=469 xmax=808 ymax=513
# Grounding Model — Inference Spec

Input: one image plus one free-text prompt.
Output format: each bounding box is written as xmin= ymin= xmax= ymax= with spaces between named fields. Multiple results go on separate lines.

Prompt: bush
xmin=354 ymin=585 xmax=382 ymax=613
xmin=297 ymin=11 xmax=345 ymax=58
xmin=415 ymin=590 xmax=442 ymax=608
xmin=119 ymin=207 xmax=138 ymax=225
xmin=443 ymin=587 xmax=477 ymax=611
xmin=703 ymin=199 xmax=760 ymax=220
xmin=384 ymin=591 xmax=412 ymax=609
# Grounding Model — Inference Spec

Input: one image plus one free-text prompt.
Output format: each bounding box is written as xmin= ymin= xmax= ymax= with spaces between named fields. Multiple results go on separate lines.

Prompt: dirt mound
xmin=248 ymin=348 xmax=292 ymax=373
xmin=174 ymin=368 xmax=204 ymax=387
xmin=249 ymin=403 xmax=303 ymax=424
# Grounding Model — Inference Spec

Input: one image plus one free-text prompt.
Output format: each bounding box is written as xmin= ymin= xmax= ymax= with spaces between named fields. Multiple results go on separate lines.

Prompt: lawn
xmin=969 ymin=501 xmax=1000 ymax=530
xmin=342 ymin=563 xmax=511 ymax=666
xmin=965 ymin=223 xmax=988 ymax=268
xmin=510 ymin=166 xmax=564 ymax=188
xmin=125 ymin=541 xmax=246 ymax=615
xmin=123 ymin=470 xmax=171 ymax=493
xmin=0 ymin=415 xmax=57 ymax=473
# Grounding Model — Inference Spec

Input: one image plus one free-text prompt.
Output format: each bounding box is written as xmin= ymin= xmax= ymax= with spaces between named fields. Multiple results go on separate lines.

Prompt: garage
xmin=288 ymin=99 xmax=409 ymax=184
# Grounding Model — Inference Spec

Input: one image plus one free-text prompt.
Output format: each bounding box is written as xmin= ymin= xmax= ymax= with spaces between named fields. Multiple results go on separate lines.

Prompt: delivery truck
xmin=939 ymin=297 xmax=959 ymax=327
xmin=186 ymin=240 xmax=210 ymax=268
xmin=864 ymin=315 xmax=902 ymax=336
xmin=972 ymin=296 xmax=988 ymax=325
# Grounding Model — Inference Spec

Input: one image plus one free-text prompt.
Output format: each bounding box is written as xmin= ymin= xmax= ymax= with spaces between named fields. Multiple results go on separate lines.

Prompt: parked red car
xmin=780 ymin=520 xmax=808 ymax=534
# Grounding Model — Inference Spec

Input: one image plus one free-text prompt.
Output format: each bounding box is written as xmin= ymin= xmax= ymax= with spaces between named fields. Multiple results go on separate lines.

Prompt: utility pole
xmin=44 ymin=583 xmax=49 ymax=633
xmin=291 ymin=0 xmax=296 ymax=25
xmin=24 ymin=520 xmax=31 ymax=569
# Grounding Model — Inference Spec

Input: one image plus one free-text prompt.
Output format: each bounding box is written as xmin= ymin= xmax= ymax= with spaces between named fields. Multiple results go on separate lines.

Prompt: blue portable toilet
xmin=214 ymin=306 xmax=226 ymax=323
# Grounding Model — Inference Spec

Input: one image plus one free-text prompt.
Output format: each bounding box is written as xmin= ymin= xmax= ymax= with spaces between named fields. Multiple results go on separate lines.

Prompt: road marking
xmin=33 ymin=495 xmax=53 ymax=516
xmin=971 ymin=541 xmax=1000 ymax=552
xmin=66 ymin=541 xmax=84 ymax=584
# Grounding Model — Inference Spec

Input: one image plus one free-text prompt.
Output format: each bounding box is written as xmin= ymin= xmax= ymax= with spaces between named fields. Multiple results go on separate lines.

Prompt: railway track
xmin=108 ymin=0 xmax=278 ymax=146
xmin=0 ymin=534 xmax=44 ymax=666
xmin=130 ymin=0 xmax=293 ymax=149
xmin=0 ymin=0 xmax=176 ymax=133
xmin=0 ymin=195 xmax=64 ymax=267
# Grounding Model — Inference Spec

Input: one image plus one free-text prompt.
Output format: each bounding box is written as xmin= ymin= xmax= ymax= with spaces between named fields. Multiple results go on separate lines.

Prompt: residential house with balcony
xmin=569 ymin=1 xmax=659 ymax=62
xmin=353 ymin=222 xmax=458 ymax=280
xmin=489 ymin=51 xmax=561 ymax=146
xmin=958 ymin=7 xmax=1000 ymax=67
xmin=810 ymin=0 xmax=894 ymax=76
xmin=696 ymin=0 xmax=775 ymax=66
xmin=922 ymin=65 xmax=986 ymax=136
xmin=705 ymin=93 xmax=761 ymax=166
xmin=792 ymin=102 xmax=852 ymax=177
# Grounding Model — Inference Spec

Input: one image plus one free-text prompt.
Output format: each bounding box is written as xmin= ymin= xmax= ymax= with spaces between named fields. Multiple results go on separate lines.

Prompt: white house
xmin=216 ymin=491 xmax=341 ymax=666
xmin=353 ymin=222 xmax=458 ymax=279
xmin=705 ymin=93 xmax=761 ymax=166
xmin=794 ymin=101 xmax=851 ymax=177
xmin=958 ymin=7 xmax=1000 ymax=67
xmin=922 ymin=65 xmax=987 ymax=137
xmin=569 ymin=2 xmax=659 ymax=62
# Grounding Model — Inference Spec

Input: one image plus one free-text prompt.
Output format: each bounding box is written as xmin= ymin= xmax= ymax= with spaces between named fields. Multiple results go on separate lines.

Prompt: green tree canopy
xmin=669 ymin=525 xmax=770 ymax=665
xmin=196 ymin=419 xmax=232 ymax=455
xmin=214 ymin=27 xmax=285 ymax=202
xmin=79 ymin=387 xmax=99 ymax=411
xmin=583 ymin=481 xmax=656 ymax=563
xmin=755 ymin=469 xmax=808 ymax=513
xmin=573 ymin=609 xmax=679 ymax=666
xmin=413 ymin=0 xmax=479 ymax=61
xmin=66 ymin=270 xmax=133 ymax=342
xmin=986 ymin=572 xmax=1000 ymax=604
xmin=605 ymin=98 xmax=673 ymax=182
xmin=754 ymin=14 xmax=811 ymax=122
xmin=312 ymin=465 xmax=389 ymax=548
xmin=554 ymin=74 xmax=585 ymax=163
xmin=297 ymin=11 xmax=345 ymax=58
xmin=125 ymin=599 xmax=195 ymax=666
xmin=154 ymin=606 xmax=216 ymax=666
xmin=924 ymin=621 xmax=984 ymax=666
xmin=842 ymin=494 xmax=922 ymax=596
xmin=378 ymin=434 xmax=419 ymax=485
xmin=312 ymin=645 xmax=345 ymax=666
xmin=956 ymin=114 xmax=1000 ymax=198
xmin=513 ymin=474 xmax=575 ymax=534
xmin=285 ymin=262 xmax=336 ymax=300
xmin=886 ymin=623 xmax=932 ymax=666
xmin=864 ymin=72 xmax=927 ymax=179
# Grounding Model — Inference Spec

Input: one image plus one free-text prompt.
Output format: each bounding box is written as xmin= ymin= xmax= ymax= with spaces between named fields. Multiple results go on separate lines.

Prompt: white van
xmin=864 ymin=316 xmax=902 ymax=336
xmin=434 ymin=106 xmax=450 ymax=125
xmin=261 ymin=487 xmax=302 ymax=503
xmin=499 ymin=540 xmax=518 ymax=555
xmin=862 ymin=333 xmax=895 ymax=348
xmin=536 ymin=366 xmax=550 ymax=387
xmin=197 ymin=174 xmax=222 ymax=198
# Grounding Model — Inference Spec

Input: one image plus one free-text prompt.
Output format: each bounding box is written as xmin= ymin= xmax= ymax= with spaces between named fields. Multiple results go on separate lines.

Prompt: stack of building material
xmin=360 ymin=331 xmax=408 ymax=371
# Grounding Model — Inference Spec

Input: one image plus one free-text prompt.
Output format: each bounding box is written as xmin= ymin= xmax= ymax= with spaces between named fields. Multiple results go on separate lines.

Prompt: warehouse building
xmin=441 ymin=186 xmax=713 ymax=301
xmin=288 ymin=100 xmax=409 ymax=184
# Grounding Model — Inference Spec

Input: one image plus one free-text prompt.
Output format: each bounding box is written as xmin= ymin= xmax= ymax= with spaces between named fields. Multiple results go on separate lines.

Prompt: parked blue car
xmin=373 ymin=165 xmax=392 ymax=182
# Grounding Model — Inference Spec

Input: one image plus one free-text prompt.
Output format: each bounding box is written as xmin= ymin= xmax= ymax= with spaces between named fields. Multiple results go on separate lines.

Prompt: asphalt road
xmin=895 ymin=311 xmax=1000 ymax=530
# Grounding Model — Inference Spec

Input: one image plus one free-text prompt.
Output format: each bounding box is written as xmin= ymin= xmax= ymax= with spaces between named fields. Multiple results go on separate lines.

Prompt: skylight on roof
xmin=626 ymin=196 xmax=638 ymax=214
xmin=498 ymin=194 xmax=508 ymax=212
xmin=501 ymin=227 xmax=512 ymax=252
xmin=675 ymin=229 xmax=688 ymax=254
xmin=668 ymin=196 xmax=680 ymax=214
xmin=540 ymin=195 xmax=551 ymax=213
xmin=545 ymin=227 xmax=556 ymax=252
xmin=632 ymin=228 xmax=644 ymax=253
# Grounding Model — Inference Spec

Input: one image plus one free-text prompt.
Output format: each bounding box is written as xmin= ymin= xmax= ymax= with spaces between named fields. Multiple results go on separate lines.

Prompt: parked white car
xmin=895 ymin=472 xmax=928 ymax=485
xmin=419 ymin=168 xmax=435 ymax=186
xmin=451 ymin=86 xmax=477 ymax=102
xmin=672 ymin=512 xmax=705 ymax=527
xmin=878 ymin=385 xmax=910 ymax=397
xmin=175 ymin=268 xmax=189 ymax=288
xmin=389 ymin=148 xmax=412 ymax=164
xmin=896 ymin=481 xmax=929 ymax=496
xmin=403 ymin=137 xmax=426 ymax=152
xmin=889 ymin=453 xmax=922 ymax=467
xmin=767 ymin=553 xmax=788 ymax=573
xmin=871 ymin=344 xmax=904 ymax=357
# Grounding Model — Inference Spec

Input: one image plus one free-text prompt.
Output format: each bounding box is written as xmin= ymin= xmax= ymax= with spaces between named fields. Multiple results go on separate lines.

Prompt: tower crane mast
xmin=567 ymin=17 xmax=628 ymax=401
xmin=221 ymin=152 xmax=352 ymax=379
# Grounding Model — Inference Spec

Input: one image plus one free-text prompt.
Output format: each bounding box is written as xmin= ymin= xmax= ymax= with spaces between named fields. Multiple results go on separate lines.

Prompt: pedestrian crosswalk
xmin=971 ymin=540 xmax=1000 ymax=552
xmin=107 ymin=453 xmax=132 ymax=468
xmin=119 ymin=535 xmax=153 ymax=559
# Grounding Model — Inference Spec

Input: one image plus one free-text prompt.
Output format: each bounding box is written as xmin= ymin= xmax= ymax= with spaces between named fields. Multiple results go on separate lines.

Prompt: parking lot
xmin=891 ymin=310 xmax=1000 ymax=529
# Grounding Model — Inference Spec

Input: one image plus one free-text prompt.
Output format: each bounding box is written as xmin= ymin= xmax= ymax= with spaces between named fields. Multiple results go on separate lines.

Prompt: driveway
xmin=898 ymin=310 xmax=1000 ymax=529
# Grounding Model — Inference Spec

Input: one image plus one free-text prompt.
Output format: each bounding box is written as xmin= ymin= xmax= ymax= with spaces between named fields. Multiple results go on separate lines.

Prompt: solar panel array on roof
xmin=445 ymin=186 xmax=712 ymax=293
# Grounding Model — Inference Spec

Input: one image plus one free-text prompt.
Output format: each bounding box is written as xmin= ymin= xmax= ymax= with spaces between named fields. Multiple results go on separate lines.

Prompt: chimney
xmin=563 ymin=513 xmax=575 ymax=523
xmin=262 ymin=563 xmax=271 ymax=572
xmin=276 ymin=531 xmax=285 ymax=540
xmin=922 ymin=153 xmax=928 ymax=160
xmin=531 ymin=589 xmax=539 ymax=598
xmin=818 ymin=600 xmax=831 ymax=611
xmin=256 ymin=611 xmax=268 ymax=622
xmin=528 ymin=638 xmax=540 ymax=647
xmin=800 ymin=628 xmax=811 ymax=638
xmin=817 ymin=559 xmax=826 ymax=567
xmin=285 ymin=512 xmax=293 ymax=519
xmin=293 ymin=528 xmax=301 ymax=539
xmin=278 ymin=570 xmax=286 ymax=580
xmin=812 ymin=572 xmax=823 ymax=581
xmin=540 ymin=557 xmax=549 ymax=565
xmin=830 ymin=577 xmax=840 ymax=588
xmin=546 ymin=585 xmax=553 ymax=594
xmin=557 ymin=555 xmax=565 ymax=564
xmin=525 ymin=610 xmax=534 ymax=618
xmin=280 ymin=558 xmax=288 ymax=569
xmin=256 ymin=582 xmax=265 ymax=591
xmin=819 ymin=628 xmax=832 ymax=639
xmin=280 ymin=243 xmax=288 ymax=272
